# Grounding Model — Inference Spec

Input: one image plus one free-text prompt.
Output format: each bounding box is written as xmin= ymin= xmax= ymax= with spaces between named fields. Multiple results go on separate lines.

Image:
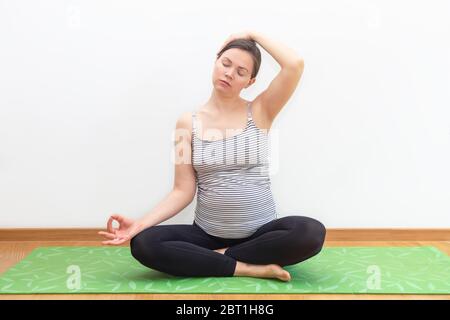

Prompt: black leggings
xmin=130 ymin=215 xmax=326 ymax=277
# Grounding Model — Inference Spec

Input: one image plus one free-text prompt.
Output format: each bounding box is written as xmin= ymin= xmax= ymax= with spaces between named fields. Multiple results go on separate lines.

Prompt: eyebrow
xmin=223 ymin=57 xmax=249 ymax=72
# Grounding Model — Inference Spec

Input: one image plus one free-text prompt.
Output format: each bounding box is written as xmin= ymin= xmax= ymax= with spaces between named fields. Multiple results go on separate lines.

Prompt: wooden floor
xmin=0 ymin=240 xmax=449 ymax=300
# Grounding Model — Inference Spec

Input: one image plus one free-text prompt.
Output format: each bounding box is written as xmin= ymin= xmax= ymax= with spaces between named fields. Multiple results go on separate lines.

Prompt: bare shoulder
xmin=175 ymin=111 xmax=194 ymax=144
xmin=176 ymin=111 xmax=193 ymax=130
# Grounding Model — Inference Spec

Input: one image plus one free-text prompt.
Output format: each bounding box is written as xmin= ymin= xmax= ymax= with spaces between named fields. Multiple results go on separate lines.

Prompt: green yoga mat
xmin=0 ymin=246 xmax=449 ymax=294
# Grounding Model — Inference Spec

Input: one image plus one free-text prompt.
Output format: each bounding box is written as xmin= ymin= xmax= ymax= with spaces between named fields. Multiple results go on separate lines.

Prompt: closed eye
xmin=222 ymin=62 xmax=245 ymax=76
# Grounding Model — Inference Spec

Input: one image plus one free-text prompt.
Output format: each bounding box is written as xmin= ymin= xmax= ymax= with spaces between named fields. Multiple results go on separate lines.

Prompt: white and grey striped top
xmin=191 ymin=101 xmax=277 ymax=239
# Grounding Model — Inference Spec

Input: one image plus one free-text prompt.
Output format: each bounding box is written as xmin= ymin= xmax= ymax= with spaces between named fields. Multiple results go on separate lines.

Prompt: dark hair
xmin=216 ymin=39 xmax=261 ymax=79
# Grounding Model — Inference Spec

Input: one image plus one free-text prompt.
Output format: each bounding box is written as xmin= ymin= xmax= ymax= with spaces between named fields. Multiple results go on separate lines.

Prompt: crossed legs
xmin=130 ymin=216 xmax=326 ymax=282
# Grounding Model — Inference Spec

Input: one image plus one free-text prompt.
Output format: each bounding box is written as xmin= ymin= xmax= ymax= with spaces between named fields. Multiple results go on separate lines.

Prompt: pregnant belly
xmin=197 ymin=184 xmax=275 ymax=209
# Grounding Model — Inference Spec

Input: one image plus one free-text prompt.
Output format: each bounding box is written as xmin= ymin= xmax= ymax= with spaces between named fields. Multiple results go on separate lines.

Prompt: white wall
xmin=1 ymin=0 xmax=449 ymax=228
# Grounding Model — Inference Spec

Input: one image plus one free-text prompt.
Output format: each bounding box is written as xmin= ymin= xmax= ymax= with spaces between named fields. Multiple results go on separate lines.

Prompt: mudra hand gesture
xmin=98 ymin=214 xmax=141 ymax=245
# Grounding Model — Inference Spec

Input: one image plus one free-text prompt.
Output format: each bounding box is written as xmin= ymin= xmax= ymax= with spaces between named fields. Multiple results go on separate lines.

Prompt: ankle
xmin=234 ymin=261 xmax=265 ymax=277
xmin=233 ymin=261 xmax=250 ymax=276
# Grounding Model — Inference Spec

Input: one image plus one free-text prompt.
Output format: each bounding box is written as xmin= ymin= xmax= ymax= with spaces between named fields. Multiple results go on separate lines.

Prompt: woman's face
xmin=213 ymin=48 xmax=255 ymax=94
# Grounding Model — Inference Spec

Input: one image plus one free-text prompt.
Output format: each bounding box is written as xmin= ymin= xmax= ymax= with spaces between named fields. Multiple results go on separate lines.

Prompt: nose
xmin=224 ymin=72 xmax=232 ymax=79
xmin=224 ymin=70 xmax=234 ymax=80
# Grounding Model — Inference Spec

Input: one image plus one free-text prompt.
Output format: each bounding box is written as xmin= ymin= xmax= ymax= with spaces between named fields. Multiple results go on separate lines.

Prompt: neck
xmin=205 ymin=90 xmax=245 ymax=113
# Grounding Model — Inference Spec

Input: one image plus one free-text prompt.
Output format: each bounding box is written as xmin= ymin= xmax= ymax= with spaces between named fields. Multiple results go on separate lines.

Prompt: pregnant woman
xmin=99 ymin=31 xmax=326 ymax=282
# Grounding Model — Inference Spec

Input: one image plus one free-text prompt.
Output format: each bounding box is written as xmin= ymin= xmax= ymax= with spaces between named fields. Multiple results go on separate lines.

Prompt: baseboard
xmin=0 ymin=228 xmax=449 ymax=241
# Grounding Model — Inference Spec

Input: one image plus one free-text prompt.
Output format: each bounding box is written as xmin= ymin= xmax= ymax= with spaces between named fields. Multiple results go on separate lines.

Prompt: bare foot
xmin=214 ymin=248 xmax=291 ymax=282
xmin=235 ymin=262 xmax=291 ymax=282
xmin=265 ymin=264 xmax=292 ymax=282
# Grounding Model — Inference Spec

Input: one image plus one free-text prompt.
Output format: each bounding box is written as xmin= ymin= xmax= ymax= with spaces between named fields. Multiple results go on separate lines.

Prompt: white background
xmin=1 ymin=0 xmax=449 ymax=228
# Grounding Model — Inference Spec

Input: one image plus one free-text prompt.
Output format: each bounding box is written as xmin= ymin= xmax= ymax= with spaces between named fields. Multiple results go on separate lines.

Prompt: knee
xmin=313 ymin=220 xmax=326 ymax=252
xmin=130 ymin=228 xmax=160 ymax=265
xmin=305 ymin=217 xmax=326 ymax=252
xmin=292 ymin=216 xmax=327 ymax=253
xmin=130 ymin=232 xmax=146 ymax=262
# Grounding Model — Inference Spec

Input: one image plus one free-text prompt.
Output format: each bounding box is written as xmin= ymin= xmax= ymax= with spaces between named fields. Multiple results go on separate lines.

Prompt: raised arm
xmin=250 ymin=31 xmax=304 ymax=122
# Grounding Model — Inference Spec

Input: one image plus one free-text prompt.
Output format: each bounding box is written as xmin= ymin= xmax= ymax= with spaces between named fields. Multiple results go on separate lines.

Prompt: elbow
xmin=285 ymin=58 xmax=304 ymax=72
xmin=173 ymin=187 xmax=196 ymax=203
xmin=294 ymin=58 xmax=304 ymax=70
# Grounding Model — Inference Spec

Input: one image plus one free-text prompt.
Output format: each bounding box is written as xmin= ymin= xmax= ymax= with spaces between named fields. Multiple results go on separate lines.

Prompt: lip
xmin=219 ymin=80 xmax=231 ymax=87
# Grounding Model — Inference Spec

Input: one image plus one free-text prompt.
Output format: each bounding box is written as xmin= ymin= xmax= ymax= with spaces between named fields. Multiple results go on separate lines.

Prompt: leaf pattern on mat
xmin=0 ymin=246 xmax=448 ymax=294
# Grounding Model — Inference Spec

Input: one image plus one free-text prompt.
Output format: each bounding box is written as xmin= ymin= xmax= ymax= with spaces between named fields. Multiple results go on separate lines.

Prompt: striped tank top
xmin=191 ymin=101 xmax=278 ymax=239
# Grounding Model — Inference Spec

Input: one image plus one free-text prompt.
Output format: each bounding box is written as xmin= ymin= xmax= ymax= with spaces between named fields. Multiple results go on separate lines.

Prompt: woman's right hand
xmin=98 ymin=214 xmax=142 ymax=245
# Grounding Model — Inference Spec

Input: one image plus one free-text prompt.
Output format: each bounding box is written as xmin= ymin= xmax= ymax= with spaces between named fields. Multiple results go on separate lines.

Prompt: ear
xmin=246 ymin=77 xmax=256 ymax=88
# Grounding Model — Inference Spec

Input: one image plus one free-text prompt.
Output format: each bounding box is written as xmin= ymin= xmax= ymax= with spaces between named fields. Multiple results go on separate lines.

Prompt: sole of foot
xmin=267 ymin=264 xmax=291 ymax=282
